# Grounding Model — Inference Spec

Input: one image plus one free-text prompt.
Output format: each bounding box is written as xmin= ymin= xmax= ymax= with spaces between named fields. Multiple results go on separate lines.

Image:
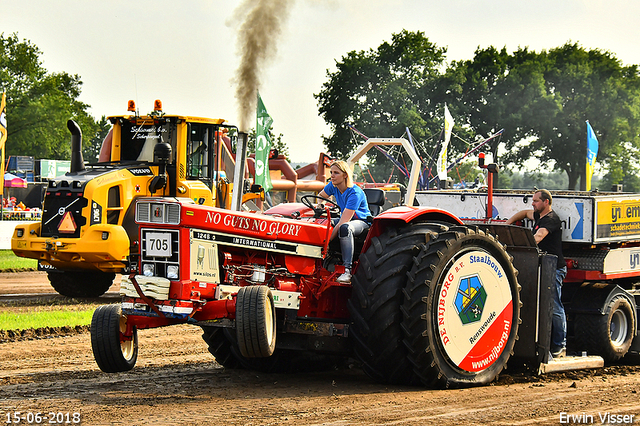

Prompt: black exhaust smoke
xmin=68 ymin=120 xmax=85 ymax=173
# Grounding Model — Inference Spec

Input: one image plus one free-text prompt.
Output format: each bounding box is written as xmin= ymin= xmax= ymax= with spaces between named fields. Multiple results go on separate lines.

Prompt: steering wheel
xmin=301 ymin=195 xmax=341 ymax=218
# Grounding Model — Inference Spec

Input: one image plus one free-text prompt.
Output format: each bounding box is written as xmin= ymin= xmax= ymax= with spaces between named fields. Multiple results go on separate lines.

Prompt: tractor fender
xmin=362 ymin=206 xmax=463 ymax=254
xmin=565 ymin=283 xmax=637 ymax=318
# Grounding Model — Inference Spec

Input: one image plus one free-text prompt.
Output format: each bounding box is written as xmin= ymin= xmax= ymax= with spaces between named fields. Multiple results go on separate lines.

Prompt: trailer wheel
xmin=574 ymin=295 xmax=635 ymax=362
xmin=48 ymin=270 xmax=115 ymax=298
xmin=401 ymin=225 xmax=520 ymax=388
xmin=348 ymin=222 xmax=441 ymax=385
xmin=236 ymin=285 xmax=276 ymax=358
xmin=90 ymin=304 xmax=138 ymax=373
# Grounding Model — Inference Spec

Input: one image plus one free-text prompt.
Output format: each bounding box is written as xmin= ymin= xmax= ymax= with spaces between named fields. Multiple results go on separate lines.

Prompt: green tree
xmin=532 ymin=44 xmax=640 ymax=190
xmin=246 ymin=127 xmax=289 ymax=159
xmin=453 ymin=47 xmax=556 ymax=173
xmin=599 ymin=141 xmax=640 ymax=192
xmin=0 ymin=33 xmax=99 ymax=160
xmin=451 ymin=43 xmax=640 ymax=190
xmin=315 ymin=30 xmax=453 ymax=161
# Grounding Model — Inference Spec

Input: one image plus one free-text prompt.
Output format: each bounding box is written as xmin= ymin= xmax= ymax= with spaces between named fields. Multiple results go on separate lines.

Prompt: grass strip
xmin=0 ymin=249 xmax=37 ymax=271
xmin=0 ymin=307 xmax=96 ymax=331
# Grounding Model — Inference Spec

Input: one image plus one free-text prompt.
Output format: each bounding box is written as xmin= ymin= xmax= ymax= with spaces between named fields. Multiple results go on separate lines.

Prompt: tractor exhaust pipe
xmin=68 ymin=120 xmax=85 ymax=173
xmin=230 ymin=131 xmax=249 ymax=211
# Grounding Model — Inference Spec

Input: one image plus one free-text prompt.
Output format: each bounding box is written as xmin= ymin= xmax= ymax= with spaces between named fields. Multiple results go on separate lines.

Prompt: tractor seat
xmin=327 ymin=188 xmax=385 ymax=259
xmin=363 ymin=188 xmax=385 ymax=218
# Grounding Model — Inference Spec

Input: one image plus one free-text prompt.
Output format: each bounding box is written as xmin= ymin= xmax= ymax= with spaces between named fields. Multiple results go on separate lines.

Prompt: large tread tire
xmin=48 ymin=270 xmax=115 ymax=298
xmin=200 ymin=326 xmax=242 ymax=369
xmin=573 ymin=295 xmax=636 ymax=362
xmin=401 ymin=225 xmax=521 ymax=388
xmin=201 ymin=326 xmax=339 ymax=373
xmin=236 ymin=285 xmax=276 ymax=358
xmin=91 ymin=304 xmax=138 ymax=373
xmin=348 ymin=222 xmax=440 ymax=385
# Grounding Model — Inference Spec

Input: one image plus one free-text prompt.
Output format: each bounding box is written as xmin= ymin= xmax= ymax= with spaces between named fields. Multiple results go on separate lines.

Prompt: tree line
xmin=315 ymin=30 xmax=640 ymax=191
xmin=3 ymin=31 xmax=640 ymax=191
xmin=0 ymin=33 xmax=108 ymax=164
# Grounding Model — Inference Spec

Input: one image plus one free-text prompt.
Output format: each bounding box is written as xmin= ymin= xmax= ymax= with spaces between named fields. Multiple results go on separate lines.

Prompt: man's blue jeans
xmin=551 ymin=266 xmax=567 ymax=352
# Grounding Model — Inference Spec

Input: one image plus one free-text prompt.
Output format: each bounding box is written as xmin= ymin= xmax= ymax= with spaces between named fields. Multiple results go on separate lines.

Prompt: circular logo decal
xmin=256 ymin=159 xmax=265 ymax=176
xmin=436 ymin=250 xmax=513 ymax=372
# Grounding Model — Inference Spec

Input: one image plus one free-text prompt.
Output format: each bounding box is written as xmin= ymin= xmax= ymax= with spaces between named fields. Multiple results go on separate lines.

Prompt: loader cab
xmin=116 ymin=117 xmax=178 ymax=164
xmin=185 ymin=122 xmax=238 ymax=191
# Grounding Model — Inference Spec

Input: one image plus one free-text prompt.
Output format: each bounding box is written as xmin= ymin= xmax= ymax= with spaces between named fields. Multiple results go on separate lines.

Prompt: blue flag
xmin=586 ymin=121 xmax=598 ymax=191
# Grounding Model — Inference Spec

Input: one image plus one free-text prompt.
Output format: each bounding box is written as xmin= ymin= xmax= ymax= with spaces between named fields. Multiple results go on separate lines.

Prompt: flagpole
xmin=0 ymin=92 xmax=7 ymax=218
xmin=586 ymin=120 xmax=589 ymax=191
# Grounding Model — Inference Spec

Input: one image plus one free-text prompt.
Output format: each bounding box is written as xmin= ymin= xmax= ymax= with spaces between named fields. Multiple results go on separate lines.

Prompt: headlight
xmin=167 ymin=265 xmax=179 ymax=279
xmin=142 ymin=263 xmax=155 ymax=277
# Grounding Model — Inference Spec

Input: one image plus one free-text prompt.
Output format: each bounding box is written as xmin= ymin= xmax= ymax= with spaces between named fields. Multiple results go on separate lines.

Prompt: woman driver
xmin=317 ymin=160 xmax=371 ymax=283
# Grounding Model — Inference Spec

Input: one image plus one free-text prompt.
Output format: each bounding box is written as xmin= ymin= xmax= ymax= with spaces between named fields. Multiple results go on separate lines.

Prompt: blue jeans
xmin=332 ymin=218 xmax=370 ymax=270
xmin=551 ymin=266 xmax=567 ymax=351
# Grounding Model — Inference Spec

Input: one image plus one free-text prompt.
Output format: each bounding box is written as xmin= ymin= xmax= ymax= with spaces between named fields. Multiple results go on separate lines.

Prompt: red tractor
xmin=90 ymin=138 xmax=581 ymax=388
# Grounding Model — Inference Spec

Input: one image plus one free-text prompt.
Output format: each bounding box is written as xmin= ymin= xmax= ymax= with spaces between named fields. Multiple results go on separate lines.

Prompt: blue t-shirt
xmin=323 ymin=182 xmax=371 ymax=221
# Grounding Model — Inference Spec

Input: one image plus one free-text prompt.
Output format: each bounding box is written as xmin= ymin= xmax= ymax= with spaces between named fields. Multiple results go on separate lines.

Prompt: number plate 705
xmin=146 ymin=232 xmax=171 ymax=257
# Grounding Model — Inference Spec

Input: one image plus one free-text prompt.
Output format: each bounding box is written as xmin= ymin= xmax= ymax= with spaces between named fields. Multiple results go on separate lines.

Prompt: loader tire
xmin=90 ymin=304 xmax=138 ymax=373
xmin=48 ymin=270 xmax=115 ymax=298
xmin=348 ymin=222 xmax=440 ymax=385
xmin=236 ymin=285 xmax=276 ymax=358
xmin=401 ymin=225 xmax=520 ymax=388
xmin=573 ymin=295 xmax=635 ymax=362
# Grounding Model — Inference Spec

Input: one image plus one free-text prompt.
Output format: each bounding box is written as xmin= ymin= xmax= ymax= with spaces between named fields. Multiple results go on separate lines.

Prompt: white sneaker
xmin=336 ymin=271 xmax=352 ymax=283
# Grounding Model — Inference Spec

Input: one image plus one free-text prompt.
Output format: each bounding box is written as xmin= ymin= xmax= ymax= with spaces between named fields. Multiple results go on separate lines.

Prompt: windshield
xmin=119 ymin=119 xmax=177 ymax=162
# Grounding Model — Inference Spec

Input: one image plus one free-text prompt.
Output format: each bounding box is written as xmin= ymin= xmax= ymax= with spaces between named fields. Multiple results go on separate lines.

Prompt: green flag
xmin=255 ymin=93 xmax=273 ymax=192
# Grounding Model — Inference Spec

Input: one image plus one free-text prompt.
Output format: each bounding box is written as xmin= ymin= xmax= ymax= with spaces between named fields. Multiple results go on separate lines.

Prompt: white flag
xmin=437 ymin=105 xmax=454 ymax=181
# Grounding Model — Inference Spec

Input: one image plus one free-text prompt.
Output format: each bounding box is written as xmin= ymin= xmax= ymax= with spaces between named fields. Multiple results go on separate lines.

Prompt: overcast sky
xmin=2 ymin=0 xmax=640 ymax=163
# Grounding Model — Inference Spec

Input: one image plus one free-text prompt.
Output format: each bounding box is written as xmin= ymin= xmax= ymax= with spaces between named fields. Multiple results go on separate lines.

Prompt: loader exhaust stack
xmin=68 ymin=120 xmax=85 ymax=173
xmin=230 ymin=131 xmax=249 ymax=211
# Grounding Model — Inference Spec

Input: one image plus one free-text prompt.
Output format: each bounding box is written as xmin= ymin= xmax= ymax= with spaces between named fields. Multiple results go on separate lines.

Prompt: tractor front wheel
xmin=236 ymin=285 xmax=276 ymax=358
xmin=90 ymin=304 xmax=138 ymax=373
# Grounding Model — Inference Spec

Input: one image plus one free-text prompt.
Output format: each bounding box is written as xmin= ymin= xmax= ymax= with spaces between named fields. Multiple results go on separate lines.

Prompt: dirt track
xmin=2 ymin=272 xmax=640 ymax=425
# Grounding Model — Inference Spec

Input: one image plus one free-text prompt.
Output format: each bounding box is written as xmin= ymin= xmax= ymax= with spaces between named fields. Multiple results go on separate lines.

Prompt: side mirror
xmin=149 ymin=143 xmax=173 ymax=193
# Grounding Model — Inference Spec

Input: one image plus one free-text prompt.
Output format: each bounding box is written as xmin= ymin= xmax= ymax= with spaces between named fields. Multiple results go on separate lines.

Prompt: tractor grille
xmin=140 ymin=228 xmax=180 ymax=279
xmin=41 ymin=182 xmax=88 ymax=238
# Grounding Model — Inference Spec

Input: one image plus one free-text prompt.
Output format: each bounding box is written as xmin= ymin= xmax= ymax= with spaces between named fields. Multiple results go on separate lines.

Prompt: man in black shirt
xmin=507 ymin=189 xmax=567 ymax=357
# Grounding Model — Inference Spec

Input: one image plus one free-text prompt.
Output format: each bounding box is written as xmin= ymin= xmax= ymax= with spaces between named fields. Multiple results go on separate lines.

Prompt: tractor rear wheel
xmin=236 ymin=285 xmax=276 ymax=358
xmin=402 ymin=225 xmax=520 ymax=388
xmin=90 ymin=304 xmax=138 ymax=373
xmin=574 ymin=295 xmax=635 ymax=362
xmin=348 ymin=222 xmax=441 ymax=385
xmin=201 ymin=326 xmax=340 ymax=373
xmin=48 ymin=270 xmax=115 ymax=298
xmin=200 ymin=326 xmax=242 ymax=369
